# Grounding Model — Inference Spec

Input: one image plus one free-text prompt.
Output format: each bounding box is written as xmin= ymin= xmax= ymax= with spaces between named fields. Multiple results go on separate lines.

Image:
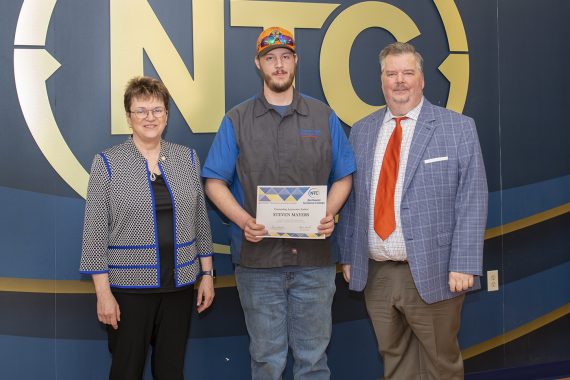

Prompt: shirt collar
xmin=254 ymin=89 xmax=309 ymax=118
xmin=383 ymin=97 xmax=424 ymax=124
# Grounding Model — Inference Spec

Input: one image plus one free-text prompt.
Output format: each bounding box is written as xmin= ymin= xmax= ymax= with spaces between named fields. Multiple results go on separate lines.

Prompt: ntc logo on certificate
xmin=256 ymin=186 xmax=327 ymax=239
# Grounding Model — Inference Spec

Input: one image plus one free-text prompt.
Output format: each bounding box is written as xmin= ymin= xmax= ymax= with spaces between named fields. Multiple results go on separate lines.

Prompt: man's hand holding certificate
xmin=256 ymin=186 xmax=327 ymax=239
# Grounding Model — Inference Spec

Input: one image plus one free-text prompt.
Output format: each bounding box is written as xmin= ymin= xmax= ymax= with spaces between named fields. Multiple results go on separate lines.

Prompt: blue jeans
xmin=235 ymin=265 xmax=336 ymax=380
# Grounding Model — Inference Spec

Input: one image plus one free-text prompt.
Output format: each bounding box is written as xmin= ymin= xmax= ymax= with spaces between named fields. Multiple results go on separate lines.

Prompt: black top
xmin=152 ymin=174 xmax=176 ymax=290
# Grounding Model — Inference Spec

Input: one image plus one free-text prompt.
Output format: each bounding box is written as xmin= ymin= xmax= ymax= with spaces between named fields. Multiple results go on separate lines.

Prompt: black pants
xmin=107 ymin=286 xmax=195 ymax=380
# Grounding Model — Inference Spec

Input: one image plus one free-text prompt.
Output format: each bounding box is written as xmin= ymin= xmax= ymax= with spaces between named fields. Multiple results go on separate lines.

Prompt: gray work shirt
xmin=203 ymin=90 xmax=356 ymax=268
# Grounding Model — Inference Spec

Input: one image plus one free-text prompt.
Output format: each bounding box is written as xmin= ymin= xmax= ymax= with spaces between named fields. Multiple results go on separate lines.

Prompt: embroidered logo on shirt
xmin=299 ymin=129 xmax=320 ymax=138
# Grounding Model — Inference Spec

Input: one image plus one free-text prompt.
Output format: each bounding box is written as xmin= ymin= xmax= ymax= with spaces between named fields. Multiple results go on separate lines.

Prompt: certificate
xmin=256 ymin=185 xmax=327 ymax=239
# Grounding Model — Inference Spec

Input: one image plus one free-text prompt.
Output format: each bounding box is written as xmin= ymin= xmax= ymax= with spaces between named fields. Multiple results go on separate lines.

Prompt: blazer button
xmin=291 ymin=248 xmax=298 ymax=255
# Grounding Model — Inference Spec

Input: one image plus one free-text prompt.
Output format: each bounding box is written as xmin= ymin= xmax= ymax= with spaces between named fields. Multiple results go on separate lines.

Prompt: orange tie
xmin=374 ymin=117 xmax=407 ymax=240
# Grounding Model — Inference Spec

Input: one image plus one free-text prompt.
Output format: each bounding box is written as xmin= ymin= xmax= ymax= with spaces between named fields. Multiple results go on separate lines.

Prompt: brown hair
xmin=379 ymin=42 xmax=424 ymax=73
xmin=124 ymin=76 xmax=171 ymax=112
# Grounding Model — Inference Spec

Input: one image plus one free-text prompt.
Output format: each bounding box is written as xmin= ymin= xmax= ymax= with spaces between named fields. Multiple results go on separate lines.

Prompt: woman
xmin=80 ymin=76 xmax=214 ymax=379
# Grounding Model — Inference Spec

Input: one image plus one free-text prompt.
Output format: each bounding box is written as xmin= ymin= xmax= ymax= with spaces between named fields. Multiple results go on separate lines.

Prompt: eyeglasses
xmin=259 ymin=31 xmax=294 ymax=50
xmin=129 ymin=107 xmax=166 ymax=119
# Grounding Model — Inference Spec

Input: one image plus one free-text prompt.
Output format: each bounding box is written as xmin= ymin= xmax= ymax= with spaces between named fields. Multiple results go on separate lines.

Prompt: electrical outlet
xmin=487 ymin=270 xmax=499 ymax=291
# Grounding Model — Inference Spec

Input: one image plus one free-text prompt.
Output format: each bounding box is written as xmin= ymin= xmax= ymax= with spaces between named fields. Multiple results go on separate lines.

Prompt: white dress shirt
xmin=368 ymin=98 xmax=424 ymax=261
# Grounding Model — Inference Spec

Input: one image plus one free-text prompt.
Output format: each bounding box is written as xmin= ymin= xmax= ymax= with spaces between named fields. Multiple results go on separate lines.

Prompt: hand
xmin=449 ymin=272 xmax=474 ymax=292
xmin=196 ymin=275 xmax=215 ymax=313
xmin=318 ymin=213 xmax=335 ymax=237
xmin=243 ymin=218 xmax=267 ymax=243
xmin=96 ymin=291 xmax=120 ymax=330
xmin=342 ymin=264 xmax=351 ymax=283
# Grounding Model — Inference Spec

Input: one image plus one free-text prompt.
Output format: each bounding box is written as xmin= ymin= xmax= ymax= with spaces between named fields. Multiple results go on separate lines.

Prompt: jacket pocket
xmin=176 ymin=240 xmax=197 ymax=266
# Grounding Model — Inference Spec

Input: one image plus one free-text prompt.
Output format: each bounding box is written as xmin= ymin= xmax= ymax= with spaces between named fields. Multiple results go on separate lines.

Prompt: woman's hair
xmin=124 ymin=76 xmax=171 ymax=112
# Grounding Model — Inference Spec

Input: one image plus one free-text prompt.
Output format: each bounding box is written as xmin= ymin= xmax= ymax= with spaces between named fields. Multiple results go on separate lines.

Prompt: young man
xmin=203 ymin=27 xmax=355 ymax=379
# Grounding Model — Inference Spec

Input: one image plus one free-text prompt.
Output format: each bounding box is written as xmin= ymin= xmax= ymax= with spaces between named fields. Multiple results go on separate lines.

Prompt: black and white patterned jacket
xmin=79 ymin=138 xmax=213 ymax=288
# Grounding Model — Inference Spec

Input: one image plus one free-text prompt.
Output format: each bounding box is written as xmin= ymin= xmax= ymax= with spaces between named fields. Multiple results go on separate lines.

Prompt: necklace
xmin=150 ymin=161 xmax=159 ymax=181
xmin=149 ymin=156 xmax=166 ymax=181
xmin=133 ymin=139 xmax=164 ymax=181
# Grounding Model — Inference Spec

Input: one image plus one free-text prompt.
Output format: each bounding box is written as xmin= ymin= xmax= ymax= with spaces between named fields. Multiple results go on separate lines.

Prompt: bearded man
xmin=203 ymin=27 xmax=355 ymax=379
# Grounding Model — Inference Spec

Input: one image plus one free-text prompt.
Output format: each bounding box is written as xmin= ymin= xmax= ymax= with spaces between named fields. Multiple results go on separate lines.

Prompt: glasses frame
xmin=129 ymin=107 xmax=167 ymax=120
xmin=259 ymin=31 xmax=295 ymax=51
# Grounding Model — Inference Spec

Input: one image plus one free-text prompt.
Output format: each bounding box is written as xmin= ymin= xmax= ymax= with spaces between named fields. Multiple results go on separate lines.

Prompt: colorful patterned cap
xmin=256 ymin=27 xmax=296 ymax=57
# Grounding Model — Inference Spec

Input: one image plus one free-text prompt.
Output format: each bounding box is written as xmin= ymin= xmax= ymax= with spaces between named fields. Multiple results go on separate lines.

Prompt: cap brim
xmin=257 ymin=45 xmax=296 ymax=57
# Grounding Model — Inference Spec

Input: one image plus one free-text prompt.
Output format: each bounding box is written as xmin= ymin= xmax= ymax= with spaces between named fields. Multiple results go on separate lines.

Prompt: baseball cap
xmin=256 ymin=27 xmax=296 ymax=57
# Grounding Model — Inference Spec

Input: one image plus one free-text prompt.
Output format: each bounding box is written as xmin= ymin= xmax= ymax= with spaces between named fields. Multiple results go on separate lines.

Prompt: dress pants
xmin=364 ymin=260 xmax=465 ymax=380
xmin=107 ymin=286 xmax=195 ymax=380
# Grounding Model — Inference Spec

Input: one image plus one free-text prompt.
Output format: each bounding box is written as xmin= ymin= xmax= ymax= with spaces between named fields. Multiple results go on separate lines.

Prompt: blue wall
xmin=1 ymin=0 xmax=569 ymax=379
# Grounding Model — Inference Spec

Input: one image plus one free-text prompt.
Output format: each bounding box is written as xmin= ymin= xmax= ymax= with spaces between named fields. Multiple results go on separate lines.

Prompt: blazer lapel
xmin=403 ymin=100 xmax=437 ymax=193
xmin=363 ymin=108 xmax=387 ymax=194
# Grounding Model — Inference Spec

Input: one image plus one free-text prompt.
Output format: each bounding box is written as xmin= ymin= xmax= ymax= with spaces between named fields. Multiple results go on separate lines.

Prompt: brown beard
xmin=262 ymin=69 xmax=295 ymax=93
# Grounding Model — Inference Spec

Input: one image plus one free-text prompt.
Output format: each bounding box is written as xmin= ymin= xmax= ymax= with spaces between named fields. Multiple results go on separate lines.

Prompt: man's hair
xmin=124 ymin=76 xmax=171 ymax=113
xmin=379 ymin=42 xmax=424 ymax=73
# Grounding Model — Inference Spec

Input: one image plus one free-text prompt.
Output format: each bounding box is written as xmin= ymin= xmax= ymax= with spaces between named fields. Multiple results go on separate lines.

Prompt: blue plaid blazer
xmin=336 ymin=99 xmax=488 ymax=304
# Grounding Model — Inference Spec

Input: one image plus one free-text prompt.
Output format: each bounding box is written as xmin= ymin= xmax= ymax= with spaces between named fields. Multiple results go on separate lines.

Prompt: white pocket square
xmin=424 ymin=156 xmax=448 ymax=164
